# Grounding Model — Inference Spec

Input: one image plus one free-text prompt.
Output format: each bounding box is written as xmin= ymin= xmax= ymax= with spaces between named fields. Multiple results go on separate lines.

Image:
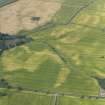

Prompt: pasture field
xmin=0 ymin=0 xmax=105 ymax=105
xmin=0 ymin=91 xmax=53 ymax=105
xmin=59 ymin=96 xmax=105 ymax=105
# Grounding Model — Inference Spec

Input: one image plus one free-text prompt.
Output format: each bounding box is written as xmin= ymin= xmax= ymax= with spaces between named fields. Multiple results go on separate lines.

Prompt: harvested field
xmin=0 ymin=0 xmax=61 ymax=34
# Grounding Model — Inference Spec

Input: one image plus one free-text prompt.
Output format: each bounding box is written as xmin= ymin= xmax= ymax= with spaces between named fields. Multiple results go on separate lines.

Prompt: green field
xmin=0 ymin=91 xmax=105 ymax=105
xmin=1 ymin=0 xmax=105 ymax=104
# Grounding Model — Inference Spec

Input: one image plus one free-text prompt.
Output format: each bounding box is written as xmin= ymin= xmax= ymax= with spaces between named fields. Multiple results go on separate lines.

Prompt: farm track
xmin=60 ymin=0 xmax=96 ymax=26
xmin=28 ymin=0 xmax=96 ymax=33
xmin=43 ymin=41 xmax=76 ymax=71
xmin=52 ymin=94 xmax=59 ymax=105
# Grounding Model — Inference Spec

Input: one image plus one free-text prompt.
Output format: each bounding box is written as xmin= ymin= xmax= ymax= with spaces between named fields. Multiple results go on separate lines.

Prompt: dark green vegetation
xmin=0 ymin=0 xmax=18 ymax=7
xmin=94 ymin=76 xmax=105 ymax=89
xmin=0 ymin=33 xmax=33 ymax=55
xmin=1 ymin=0 xmax=105 ymax=104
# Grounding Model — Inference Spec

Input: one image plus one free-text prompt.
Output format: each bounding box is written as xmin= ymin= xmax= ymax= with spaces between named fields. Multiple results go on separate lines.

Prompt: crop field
xmin=0 ymin=0 xmax=105 ymax=105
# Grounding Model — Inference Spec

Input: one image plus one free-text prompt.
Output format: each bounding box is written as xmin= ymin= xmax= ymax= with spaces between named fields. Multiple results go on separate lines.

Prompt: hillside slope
xmin=0 ymin=0 xmax=105 ymax=105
